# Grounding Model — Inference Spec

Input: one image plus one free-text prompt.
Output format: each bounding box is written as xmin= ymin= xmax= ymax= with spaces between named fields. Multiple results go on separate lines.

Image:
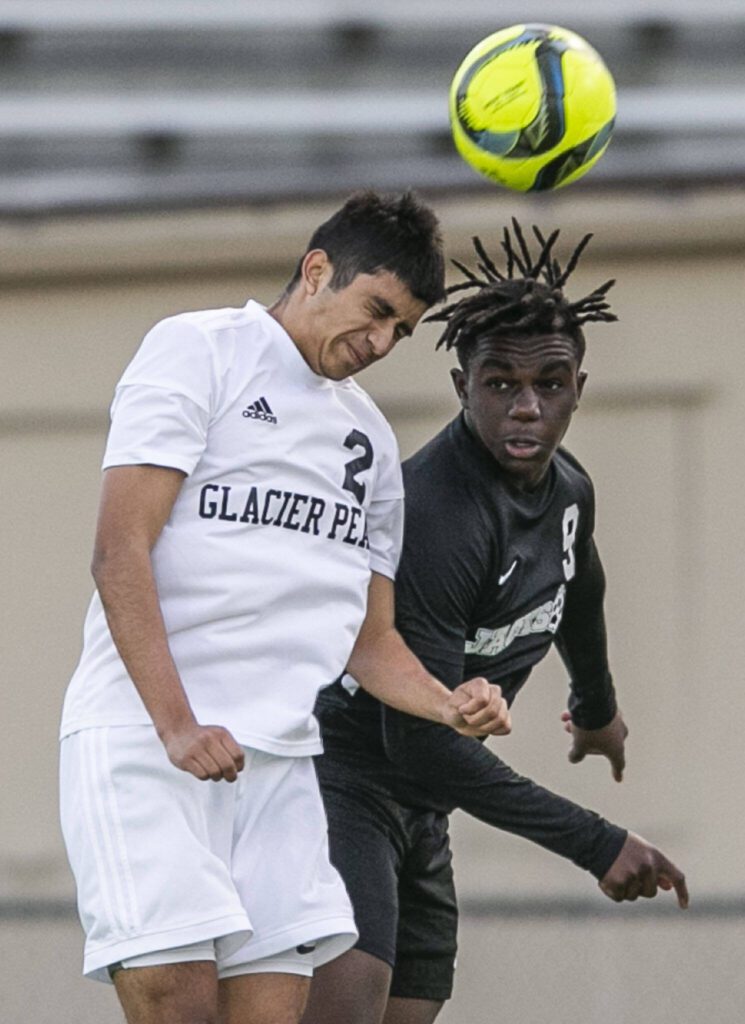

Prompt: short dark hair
xmin=426 ymin=218 xmax=617 ymax=369
xmin=285 ymin=190 xmax=446 ymax=308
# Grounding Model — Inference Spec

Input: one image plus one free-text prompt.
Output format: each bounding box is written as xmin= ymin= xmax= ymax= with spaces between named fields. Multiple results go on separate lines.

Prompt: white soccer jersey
xmin=60 ymin=301 xmax=404 ymax=755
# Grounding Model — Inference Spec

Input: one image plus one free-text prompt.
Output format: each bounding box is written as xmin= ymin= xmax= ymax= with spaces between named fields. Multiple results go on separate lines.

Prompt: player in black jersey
xmin=301 ymin=221 xmax=688 ymax=1024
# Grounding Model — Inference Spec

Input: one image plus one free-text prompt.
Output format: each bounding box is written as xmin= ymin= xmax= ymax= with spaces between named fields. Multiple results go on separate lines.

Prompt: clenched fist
xmin=442 ymin=678 xmax=512 ymax=737
xmin=161 ymin=722 xmax=245 ymax=782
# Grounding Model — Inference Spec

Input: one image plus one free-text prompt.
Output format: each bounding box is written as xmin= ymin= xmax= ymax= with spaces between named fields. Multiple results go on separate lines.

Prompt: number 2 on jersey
xmin=562 ymin=504 xmax=579 ymax=581
xmin=342 ymin=429 xmax=373 ymax=504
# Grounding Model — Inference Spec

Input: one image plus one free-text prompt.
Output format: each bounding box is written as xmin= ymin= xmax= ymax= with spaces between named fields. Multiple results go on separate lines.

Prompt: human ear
xmin=576 ymin=370 xmax=588 ymax=406
xmin=301 ymin=249 xmax=332 ymax=295
xmin=450 ymin=367 xmax=469 ymax=409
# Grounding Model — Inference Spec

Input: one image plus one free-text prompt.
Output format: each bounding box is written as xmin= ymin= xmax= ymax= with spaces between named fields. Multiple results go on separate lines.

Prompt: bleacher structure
xmin=1 ymin=0 xmax=745 ymax=215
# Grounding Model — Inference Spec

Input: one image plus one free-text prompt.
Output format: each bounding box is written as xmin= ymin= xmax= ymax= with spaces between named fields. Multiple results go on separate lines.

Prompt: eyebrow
xmin=537 ymin=358 xmax=574 ymax=374
xmin=478 ymin=356 xmax=574 ymax=373
xmin=478 ymin=356 xmax=513 ymax=371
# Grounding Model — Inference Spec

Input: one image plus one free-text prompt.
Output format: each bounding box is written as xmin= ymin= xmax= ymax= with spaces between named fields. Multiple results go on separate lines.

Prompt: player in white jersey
xmin=59 ymin=191 xmax=511 ymax=1024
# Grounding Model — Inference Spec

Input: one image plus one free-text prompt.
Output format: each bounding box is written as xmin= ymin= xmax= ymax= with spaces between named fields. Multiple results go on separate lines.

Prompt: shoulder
xmin=404 ymin=420 xmax=460 ymax=486
xmin=402 ymin=422 xmax=492 ymax=552
xmin=554 ymin=447 xmax=595 ymax=498
xmin=336 ymin=378 xmax=398 ymax=447
xmin=553 ymin=447 xmax=597 ymax=538
xmin=404 ymin=420 xmax=485 ymax=515
xmin=118 ymin=300 xmax=276 ymax=402
xmin=167 ymin=301 xmax=274 ymax=347
xmin=137 ymin=303 xmax=266 ymax=359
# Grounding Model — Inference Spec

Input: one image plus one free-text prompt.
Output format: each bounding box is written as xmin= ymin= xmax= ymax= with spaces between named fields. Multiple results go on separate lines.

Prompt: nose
xmin=509 ymin=387 xmax=540 ymax=420
xmin=367 ymin=323 xmax=397 ymax=358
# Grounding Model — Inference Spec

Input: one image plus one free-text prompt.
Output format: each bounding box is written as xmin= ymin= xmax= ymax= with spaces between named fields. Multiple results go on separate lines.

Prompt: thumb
xmin=568 ymin=743 xmax=585 ymax=765
xmin=455 ymin=694 xmax=488 ymax=716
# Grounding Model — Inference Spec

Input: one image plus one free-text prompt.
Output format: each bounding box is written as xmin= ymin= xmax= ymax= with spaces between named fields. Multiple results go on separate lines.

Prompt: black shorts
xmin=317 ymin=764 xmax=457 ymax=1002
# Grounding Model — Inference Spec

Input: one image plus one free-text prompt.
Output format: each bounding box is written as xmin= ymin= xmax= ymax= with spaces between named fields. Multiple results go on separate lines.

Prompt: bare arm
xmin=347 ymin=572 xmax=511 ymax=737
xmin=91 ymin=464 xmax=244 ymax=782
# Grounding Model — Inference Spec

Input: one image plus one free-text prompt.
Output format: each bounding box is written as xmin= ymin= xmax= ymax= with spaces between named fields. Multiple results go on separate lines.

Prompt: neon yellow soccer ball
xmin=449 ymin=23 xmax=616 ymax=192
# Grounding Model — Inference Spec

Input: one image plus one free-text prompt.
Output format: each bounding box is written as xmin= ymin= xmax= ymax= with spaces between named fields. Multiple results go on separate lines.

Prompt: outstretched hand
xmin=562 ymin=709 xmax=628 ymax=782
xmin=600 ymin=831 xmax=689 ymax=909
xmin=443 ymin=678 xmax=512 ymax=737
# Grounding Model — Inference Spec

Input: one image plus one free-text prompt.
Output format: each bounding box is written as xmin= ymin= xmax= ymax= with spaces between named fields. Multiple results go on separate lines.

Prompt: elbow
xmin=346 ymin=629 xmax=383 ymax=685
xmin=90 ymin=545 xmax=105 ymax=586
xmin=90 ymin=536 xmax=134 ymax=591
xmin=90 ymin=542 xmax=113 ymax=592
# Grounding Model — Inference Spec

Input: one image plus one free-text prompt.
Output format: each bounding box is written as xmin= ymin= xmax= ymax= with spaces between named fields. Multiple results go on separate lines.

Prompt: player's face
xmin=451 ymin=333 xmax=586 ymax=491
xmin=296 ymin=253 xmax=427 ymax=380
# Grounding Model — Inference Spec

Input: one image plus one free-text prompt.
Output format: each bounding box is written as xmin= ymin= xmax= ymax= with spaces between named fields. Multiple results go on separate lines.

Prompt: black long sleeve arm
xmin=554 ymin=537 xmax=618 ymax=730
xmin=380 ymin=707 xmax=626 ymax=880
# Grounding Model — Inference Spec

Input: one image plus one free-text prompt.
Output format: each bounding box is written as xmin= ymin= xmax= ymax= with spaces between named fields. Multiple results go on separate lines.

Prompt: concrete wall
xmin=2 ymin=189 xmax=744 ymax=1022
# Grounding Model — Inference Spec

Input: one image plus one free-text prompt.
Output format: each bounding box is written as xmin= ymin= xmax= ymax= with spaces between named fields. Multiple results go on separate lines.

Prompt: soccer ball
xmin=449 ymin=23 xmax=616 ymax=192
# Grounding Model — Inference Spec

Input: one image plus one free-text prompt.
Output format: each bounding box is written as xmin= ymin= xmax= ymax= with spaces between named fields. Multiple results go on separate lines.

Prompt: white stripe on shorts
xmin=78 ymin=729 xmax=121 ymax=936
xmin=82 ymin=729 xmax=140 ymax=935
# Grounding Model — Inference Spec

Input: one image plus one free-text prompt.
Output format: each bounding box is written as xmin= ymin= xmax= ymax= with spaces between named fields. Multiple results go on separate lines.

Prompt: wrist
xmin=155 ymin=707 xmax=198 ymax=743
xmin=569 ymin=699 xmax=618 ymax=732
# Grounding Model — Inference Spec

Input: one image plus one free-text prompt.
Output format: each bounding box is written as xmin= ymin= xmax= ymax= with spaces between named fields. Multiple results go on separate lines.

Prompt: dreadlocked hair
xmin=425 ymin=217 xmax=617 ymax=368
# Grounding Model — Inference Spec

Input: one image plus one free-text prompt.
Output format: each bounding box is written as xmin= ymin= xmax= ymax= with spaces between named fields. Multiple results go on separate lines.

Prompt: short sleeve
xmin=364 ymin=421 xmax=404 ymax=580
xmin=102 ymin=317 xmax=215 ymax=476
xmin=366 ymin=496 xmax=404 ymax=580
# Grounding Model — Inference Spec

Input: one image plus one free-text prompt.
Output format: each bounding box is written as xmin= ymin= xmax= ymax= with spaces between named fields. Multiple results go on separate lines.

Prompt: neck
xmin=266 ymin=291 xmax=318 ymax=374
xmin=266 ymin=291 xmax=290 ymax=330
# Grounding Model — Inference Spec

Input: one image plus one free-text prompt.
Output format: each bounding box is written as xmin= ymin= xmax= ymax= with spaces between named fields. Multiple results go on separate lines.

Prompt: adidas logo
xmin=242 ymin=397 xmax=277 ymax=423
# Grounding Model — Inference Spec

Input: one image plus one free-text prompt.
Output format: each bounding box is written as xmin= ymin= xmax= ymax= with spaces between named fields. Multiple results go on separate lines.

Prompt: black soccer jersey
xmin=394 ymin=412 xmax=616 ymax=724
xmin=316 ymin=414 xmax=625 ymax=879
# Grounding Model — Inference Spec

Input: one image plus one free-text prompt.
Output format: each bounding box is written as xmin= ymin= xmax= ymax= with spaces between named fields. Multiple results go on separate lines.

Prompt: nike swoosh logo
xmin=498 ymin=560 xmax=518 ymax=586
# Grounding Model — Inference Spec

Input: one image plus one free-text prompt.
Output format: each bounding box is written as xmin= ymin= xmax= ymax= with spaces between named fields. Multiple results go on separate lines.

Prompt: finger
xmin=463 ymin=715 xmax=511 ymax=737
xmin=205 ymin=740 xmax=243 ymax=783
xmin=456 ymin=695 xmax=490 ymax=717
xmin=461 ymin=697 xmax=502 ymax=724
xmin=218 ymin=733 xmax=246 ymax=775
xmin=492 ymin=709 xmax=512 ymax=735
xmin=664 ymin=871 xmax=689 ymax=909
xmin=202 ymin=749 xmax=230 ymax=782
xmin=496 ymin=706 xmax=512 ymax=734
xmin=611 ymin=758 xmax=624 ymax=783
xmin=568 ymin=746 xmax=584 ymax=765
xmin=655 ymin=850 xmax=688 ymax=908
xmin=215 ymin=757 xmax=238 ymax=783
xmin=454 ymin=718 xmax=489 ymax=737
xmin=622 ymin=878 xmax=641 ymax=902
xmin=460 ymin=678 xmax=492 ymax=701
xmin=185 ymin=755 xmax=213 ymax=782
xmin=464 ymin=700 xmax=511 ymax=731
xmin=599 ymin=880 xmax=623 ymax=903
xmin=455 ymin=724 xmax=484 ymax=737
xmin=639 ymin=870 xmax=658 ymax=899
xmin=188 ymin=739 xmax=233 ymax=782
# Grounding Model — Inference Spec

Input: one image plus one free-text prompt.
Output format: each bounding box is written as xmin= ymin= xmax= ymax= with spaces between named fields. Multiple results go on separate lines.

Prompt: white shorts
xmin=59 ymin=726 xmax=357 ymax=983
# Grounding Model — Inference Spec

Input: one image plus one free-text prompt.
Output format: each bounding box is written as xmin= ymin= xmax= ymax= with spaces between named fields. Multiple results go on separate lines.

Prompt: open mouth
xmin=504 ymin=438 xmax=543 ymax=459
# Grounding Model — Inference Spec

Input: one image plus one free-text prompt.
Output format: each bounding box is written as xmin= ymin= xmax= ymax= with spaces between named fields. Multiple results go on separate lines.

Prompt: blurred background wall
xmin=1 ymin=2 xmax=744 ymax=1022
